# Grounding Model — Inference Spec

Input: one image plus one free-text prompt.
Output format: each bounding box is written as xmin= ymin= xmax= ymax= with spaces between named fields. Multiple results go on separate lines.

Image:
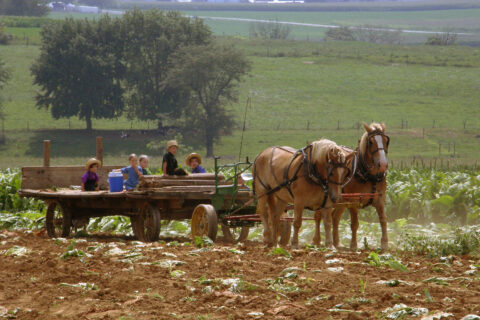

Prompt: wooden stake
xmin=43 ymin=140 xmax=50 ymax=167
xmin=96 ymin=136 xmax=103 ymax=164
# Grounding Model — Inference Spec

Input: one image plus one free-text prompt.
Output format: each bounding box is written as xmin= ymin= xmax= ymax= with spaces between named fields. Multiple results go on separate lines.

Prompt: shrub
xmin=425 ymin=32 xmax=457 ymax=46
xmin=249 ymin=21 xmax=290 ymax=40
xmin=324 ymin=27 xmax=355 ymax=41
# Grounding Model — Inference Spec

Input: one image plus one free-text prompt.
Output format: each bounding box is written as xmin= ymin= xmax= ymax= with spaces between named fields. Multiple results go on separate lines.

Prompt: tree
xmin=0 ymin=57 xmax=11 ymax=120
xmin=120 ymin=9 xmax=211 ymax=130
xmin=0 ymin=0 xmax=49 ymax=17
xmin=31 ymin=16 xmax=125 ymax=130
xmin=169 ymin=44 xmax=251 ymax=157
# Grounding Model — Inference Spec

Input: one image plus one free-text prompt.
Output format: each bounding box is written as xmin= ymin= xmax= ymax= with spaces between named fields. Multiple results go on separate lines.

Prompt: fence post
xmin=453 ymin=142 xmax=456 ymax=157
xmin=337 ymin=120 xmax=340 ymax=130
xmin=463 ymin=120 xmax=467 ymax=129
xmin=43 ymin=140 xmax=50 ymax=167
xmin=96 ymin=136 xmax=103 ymax=164
xmin=432 ymin=120 xmax=435 ymax=128
xmin=27 ymin=121 xmax=29 ymax=131
xmin=422 ymin=128 xmax=425 ymax=139
xmin=438 ymin=143 xmax=441 ymax=156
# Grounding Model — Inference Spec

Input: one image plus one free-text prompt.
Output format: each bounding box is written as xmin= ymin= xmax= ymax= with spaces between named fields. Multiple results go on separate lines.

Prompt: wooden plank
xmin=21 ymin=165 xmax=124 ymax=190
xmin=96 ymin=136 xmax=103 ymax=164
xmin=138 ymin=178 xmax=229 ymax=189
xmin=140 ymin=173 xmax=224 ymax=181
xmin=43 ymin=140 xmax=50 ymax=167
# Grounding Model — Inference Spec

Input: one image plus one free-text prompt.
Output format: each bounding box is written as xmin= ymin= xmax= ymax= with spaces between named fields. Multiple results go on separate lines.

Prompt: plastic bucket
xmin=108 ymin=172 xmax=123 ymax=192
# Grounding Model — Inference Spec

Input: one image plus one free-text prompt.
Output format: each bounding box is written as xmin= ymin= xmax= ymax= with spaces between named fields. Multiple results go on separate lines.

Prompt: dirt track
xmin=0 ymin=230 xmax=479 ymax=320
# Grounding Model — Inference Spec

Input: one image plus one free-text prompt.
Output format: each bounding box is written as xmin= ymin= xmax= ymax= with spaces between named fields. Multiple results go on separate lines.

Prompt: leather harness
xmin=253 ymin=144 xmax=350 ymax=209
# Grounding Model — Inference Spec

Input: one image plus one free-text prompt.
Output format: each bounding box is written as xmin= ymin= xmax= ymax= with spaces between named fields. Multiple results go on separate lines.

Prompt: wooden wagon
xmin=18 ymin=138 xmax=260 ymax=242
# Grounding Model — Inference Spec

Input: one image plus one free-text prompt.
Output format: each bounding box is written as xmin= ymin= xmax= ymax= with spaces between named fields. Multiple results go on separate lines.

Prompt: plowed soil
xmin=0 ymin=230 xmax=479 ymax=320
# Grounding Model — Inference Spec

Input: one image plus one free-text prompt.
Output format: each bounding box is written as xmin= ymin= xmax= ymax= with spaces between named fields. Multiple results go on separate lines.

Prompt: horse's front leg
xmin=323 ymin=209 xmax=334 ymax=249
xmin=313 ymin=210 xmax=322 ymax=247
xmin=375 ymin=203 xmax=389 ymax=251
xmin=266 ymin=196 xmax=278 ymax=247
xmin=348 ymin=207 xmax=359 ymax=250
xmin=332 ymin=207 xmax=345 ymax=249
xmin=272 ymin=199 xmax=288 ymax=248
xmin=291 ymin=201 xmax=304 ymax=249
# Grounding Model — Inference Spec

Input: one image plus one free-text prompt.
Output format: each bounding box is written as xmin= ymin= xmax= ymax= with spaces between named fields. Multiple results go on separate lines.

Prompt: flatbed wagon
xmin=18 ymin=137 xmax=378 ymax=243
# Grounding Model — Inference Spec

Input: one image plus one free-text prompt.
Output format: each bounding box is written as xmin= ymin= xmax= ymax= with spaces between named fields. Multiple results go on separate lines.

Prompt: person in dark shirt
xmin=82 ymin=158 xmax=101 ymax=191
xmin=186 ymin=153 xmax=206 ymax=174
xmin=162 ymin=140 xmax=187 ymax=176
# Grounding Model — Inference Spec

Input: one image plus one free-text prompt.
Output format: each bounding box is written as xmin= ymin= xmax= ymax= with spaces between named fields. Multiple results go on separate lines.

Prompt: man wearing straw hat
xmin=186 ymin=153 xmax=206 ymax=174
xmin=162 ymin=140 xmax=187 ymax=176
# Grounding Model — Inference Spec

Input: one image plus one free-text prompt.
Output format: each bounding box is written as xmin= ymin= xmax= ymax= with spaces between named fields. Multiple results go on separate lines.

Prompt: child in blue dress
xmin=186 ymin=153 xmax=206 ymax=174
xmin=116 ymin=154 xmax=142 ymax=191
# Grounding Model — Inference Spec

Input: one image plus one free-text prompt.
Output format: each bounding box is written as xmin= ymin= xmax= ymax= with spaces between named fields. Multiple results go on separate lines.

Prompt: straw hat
xmin=186 ymin=153 xmax=202 ymax=166
xmin=85 ymin=158 xmax=101 ymax=170
xmin=166 ymin=140 xmax=178 ymax=150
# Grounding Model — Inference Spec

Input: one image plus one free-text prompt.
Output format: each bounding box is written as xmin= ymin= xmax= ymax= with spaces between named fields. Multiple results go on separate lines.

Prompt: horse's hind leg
xmin=313 ymin=210 xmax=323 ymax=247
xmin=332 ymin=207 xmax=346 ymax=249
xmin=291 ymin=201 xmax=304 ymax=249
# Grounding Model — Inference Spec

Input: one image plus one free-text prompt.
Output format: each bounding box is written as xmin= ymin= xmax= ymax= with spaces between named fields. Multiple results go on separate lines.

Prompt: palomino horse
xmin=253 ymin=139 xmax=351 ymax=248
xmin=314 ymin=123 xmax=390 ymax=250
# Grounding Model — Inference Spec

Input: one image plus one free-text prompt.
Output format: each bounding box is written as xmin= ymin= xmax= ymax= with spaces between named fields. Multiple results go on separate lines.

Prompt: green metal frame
xmin=212 ymin=157 xmax=257 ymax=227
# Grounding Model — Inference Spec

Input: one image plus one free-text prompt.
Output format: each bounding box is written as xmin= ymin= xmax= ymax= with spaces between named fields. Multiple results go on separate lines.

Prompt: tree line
xmin=0 ymin=0 xmax=49 ymax=17
xmin=31 ymin=9 xmax=250 ymax=157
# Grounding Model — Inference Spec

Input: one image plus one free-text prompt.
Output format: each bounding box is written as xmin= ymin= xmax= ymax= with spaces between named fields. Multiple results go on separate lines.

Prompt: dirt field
xmin=0 ymin=230 xmax=479 ymax=320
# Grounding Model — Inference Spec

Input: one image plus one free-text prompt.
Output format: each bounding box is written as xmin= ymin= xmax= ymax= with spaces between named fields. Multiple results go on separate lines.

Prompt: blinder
xmin=367 ymin=130 xmax=390 ymax=155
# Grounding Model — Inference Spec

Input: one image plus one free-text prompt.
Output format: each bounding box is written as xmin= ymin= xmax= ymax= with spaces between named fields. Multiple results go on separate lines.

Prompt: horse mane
xmin=311 ymin=139 xmax=346 ymax=165
xmin=359 ymin=122 xmax=384 ymax=154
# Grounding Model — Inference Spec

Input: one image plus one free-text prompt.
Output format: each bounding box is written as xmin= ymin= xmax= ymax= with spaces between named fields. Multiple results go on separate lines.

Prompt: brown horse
xmin=253 ymin=139 xmax=351 ymax=248
xmin=314 ymin=123 xmax=390 ymax=250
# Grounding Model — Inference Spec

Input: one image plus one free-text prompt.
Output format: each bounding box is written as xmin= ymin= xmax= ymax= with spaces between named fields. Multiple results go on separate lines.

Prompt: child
xmin=186 ymin=153 xmax=206 ymax=174
xmin=82 ymin=158 xmax=101 ymax=191
xmin=119 ymin=154 xmax=143 ymax=191
xmin=139 ymin=155 xmax=152 ymax=175
xmin=162 ymin=140 xmax=187 ymax=176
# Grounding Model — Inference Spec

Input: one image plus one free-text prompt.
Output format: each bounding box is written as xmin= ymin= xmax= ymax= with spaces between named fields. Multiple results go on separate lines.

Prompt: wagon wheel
xmin=221 ymin=224 xmax=249 ymax=243
xmin=133 ymin=203 xmax=161 ymax=242
xmin=45 ymin=201 xmax=72 ymax=238
xmin=191 ymin=204 xmax=218 ymax=241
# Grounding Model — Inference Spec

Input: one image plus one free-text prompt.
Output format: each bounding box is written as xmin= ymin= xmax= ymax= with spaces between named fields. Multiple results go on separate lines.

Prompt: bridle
xmin=302 ymin=145 xmax=351 ymax=188
xmin=350 ymin=130 xmax=390 ymax=208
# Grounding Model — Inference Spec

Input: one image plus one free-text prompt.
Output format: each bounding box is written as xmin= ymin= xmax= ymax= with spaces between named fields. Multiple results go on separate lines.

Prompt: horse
xmin=253 ymin=139 xmax=351 ymax=248
xmin=313 ymin=122 xmax=390 ymax=250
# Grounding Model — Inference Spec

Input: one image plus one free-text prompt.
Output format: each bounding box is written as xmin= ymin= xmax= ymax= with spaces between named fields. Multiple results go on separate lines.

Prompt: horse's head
xmin=325 ymin=144 xmax=350 ymax=203
xmin=360 ymin=122 xmax=389 ymax=174
xmin=312 ymin=140 xmax=350 ymax=205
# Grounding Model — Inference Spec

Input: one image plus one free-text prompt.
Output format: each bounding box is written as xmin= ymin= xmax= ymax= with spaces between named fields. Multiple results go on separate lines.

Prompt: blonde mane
xmin=359 ymin=122 xmax=384 ymax=154
xmin=311 ymin=139 xmax=346 ymax=165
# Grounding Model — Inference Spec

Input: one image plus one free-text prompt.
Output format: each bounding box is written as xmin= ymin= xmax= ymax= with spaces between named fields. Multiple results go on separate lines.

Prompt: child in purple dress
xmin=82 ymin=158 xmax=101 ymax=191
